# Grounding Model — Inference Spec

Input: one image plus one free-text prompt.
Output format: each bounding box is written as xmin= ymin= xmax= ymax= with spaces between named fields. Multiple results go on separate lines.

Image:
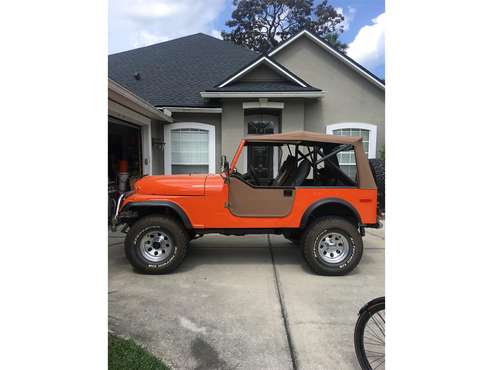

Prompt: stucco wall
xmin=221 ymin=100 xmax=245 ymax=171
xmin=241 ymin=64 xmax=285 ymax=82
xmin=281 ymin=99 xmax=305 ymax=132
xmin=151 ymin=120 xmax=165 ymax=175
xmin=171 ymin=112 xmax=222 ymax=173
xmin=272 ymin=36 xmax=385 ymax=153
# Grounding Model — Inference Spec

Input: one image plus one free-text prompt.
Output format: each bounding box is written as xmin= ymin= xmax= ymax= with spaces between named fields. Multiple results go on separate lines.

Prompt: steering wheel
xmin=248 ymin=165 xmax=260 ymax=185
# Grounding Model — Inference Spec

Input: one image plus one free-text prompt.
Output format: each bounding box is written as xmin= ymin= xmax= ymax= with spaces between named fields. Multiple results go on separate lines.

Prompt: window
xmin=171 ymin=128 xmax=209 ymax=174
xmin=326 ymin=123 xmax=377 ymax=180
xmin=164 ymin=122 xmax=216 ymax=175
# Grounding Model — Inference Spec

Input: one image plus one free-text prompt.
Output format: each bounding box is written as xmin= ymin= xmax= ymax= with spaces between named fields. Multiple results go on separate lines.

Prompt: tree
xmin=222 ymin=0 xmax=347 ymax=54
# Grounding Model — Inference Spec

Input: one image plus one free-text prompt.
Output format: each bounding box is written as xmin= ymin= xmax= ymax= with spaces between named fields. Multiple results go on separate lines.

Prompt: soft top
xmin=244 ymin=130 xmax=376 ymax=189
xmin=245 ymin=130 xmax=361 ymax=145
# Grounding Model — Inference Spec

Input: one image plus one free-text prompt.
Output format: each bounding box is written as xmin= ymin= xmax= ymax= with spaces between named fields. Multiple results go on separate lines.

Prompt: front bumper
xmin=111 ymin=192 xmax=129 ymax=231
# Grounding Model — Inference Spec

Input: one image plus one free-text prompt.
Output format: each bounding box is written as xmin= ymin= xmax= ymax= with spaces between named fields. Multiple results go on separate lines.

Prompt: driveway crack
xmin=268 ymin=234 xmax=298 ymax=370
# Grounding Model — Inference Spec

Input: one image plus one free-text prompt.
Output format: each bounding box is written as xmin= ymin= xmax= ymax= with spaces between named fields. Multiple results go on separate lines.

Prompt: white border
xmin=268 ymin=30 xmax=385 ymax=90
xmin=201 ymin=91 xmax=325 ymax=98
xmin=164 ymin=122 xmax=216 ymax=175
xmin=162 ymin=107 xmax=223 ymax=114
xmin=243 ymin=101 xmax=284 ymax=110
xmin=326 ymin=122 xmax=378 ymax=158
xmin=218 ymin=56 xmax=307 ymax=88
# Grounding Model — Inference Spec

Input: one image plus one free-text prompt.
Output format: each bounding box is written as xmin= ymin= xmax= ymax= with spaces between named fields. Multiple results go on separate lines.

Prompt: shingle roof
xmin=108 ymin=33 xmax=259 ymax=107
xmin=205 ymin=81 xmax=321 ymax=92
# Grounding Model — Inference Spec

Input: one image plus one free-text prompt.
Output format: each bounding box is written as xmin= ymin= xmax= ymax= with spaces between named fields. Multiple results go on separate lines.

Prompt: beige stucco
xmin=241 ymin=64 xmax=285 ymax=82
xmin=271 ymin=36 xmax=385 ymax=153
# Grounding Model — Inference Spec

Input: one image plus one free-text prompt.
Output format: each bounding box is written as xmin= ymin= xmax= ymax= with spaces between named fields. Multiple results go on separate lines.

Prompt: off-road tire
xmin=369 ymin=159 xmax=385 ymax=212
xmin=302 ymin=217 xmax=363 ymax=276
xmin=124 ymin=215 xmax=189 ymax=274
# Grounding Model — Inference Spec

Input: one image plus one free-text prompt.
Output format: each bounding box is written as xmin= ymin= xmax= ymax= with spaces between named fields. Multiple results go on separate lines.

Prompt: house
xmin=108 ymin=30 xmax=384 ymax=182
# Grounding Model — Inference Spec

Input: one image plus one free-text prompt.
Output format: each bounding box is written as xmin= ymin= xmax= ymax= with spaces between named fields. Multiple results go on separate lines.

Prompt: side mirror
xmin=221 ymin=155 xmax=230 ymax=174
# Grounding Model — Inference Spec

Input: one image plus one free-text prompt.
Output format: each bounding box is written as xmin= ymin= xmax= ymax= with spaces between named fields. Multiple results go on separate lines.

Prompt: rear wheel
xmin=124 ymin=215 xmax=189 ymax=274
xmin=302 ymin=217 xmax=363 ymax=275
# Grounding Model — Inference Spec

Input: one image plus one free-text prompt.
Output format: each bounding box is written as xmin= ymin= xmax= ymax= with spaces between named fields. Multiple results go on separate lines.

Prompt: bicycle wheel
xmin=354 ymin=297 xmax=385 ymax=369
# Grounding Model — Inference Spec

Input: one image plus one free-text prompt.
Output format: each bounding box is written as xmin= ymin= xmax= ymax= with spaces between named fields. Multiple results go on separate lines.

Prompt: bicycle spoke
xmin=373 ymin=357 xmax=385 ymax=369
xmin=358 ymin=303 xmax=385 ymax=370
xmin=366 ymin=350 xmax=385 ymax=356
xmin=371 ymin=313 xmax=385 ymax=338
xmin=366 ymin=323 xmax=384 ymax=344
xmin=377 ymin=311 xmax=385 ymax=325
xmin=364 ymin=338 xmax=385 ymax=346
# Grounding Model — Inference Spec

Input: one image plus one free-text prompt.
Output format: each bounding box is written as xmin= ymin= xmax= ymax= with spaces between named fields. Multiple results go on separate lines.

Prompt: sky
xmin=109 ymin=0 xmax=385 ymax=78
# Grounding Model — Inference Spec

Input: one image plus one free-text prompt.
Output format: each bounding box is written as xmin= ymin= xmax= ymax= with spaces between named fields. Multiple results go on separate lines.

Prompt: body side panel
xmin=121 ymin=175 xmax=377 ymax=229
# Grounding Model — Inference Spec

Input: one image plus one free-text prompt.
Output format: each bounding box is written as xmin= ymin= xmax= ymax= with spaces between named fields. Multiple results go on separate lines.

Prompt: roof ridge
xmin=109 ymin=32 xmax=258 ymax=57
xmin=108 ymin=33 xmax=203 ymax=56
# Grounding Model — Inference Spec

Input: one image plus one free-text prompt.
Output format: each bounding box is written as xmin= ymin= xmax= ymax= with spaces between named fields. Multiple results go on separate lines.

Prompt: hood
xmin=134 ymin=174 xmax=208 ymax=196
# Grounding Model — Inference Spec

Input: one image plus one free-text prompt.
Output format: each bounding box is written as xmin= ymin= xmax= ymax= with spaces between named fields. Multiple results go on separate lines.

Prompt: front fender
xmin=120 ymin=201 xmax=193 ymax=230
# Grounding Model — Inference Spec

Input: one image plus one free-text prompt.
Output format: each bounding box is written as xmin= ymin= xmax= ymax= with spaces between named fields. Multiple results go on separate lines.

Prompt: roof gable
xmin=217 ymin=56 xmax=308 ymax=88
xmin=268 ymin=30 xmax=384 ymax=90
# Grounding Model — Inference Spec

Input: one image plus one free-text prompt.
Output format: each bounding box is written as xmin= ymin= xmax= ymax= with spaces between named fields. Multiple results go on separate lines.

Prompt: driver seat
xmin=272 ymin=155 xmax=297 ymax=186
xmin=284 ymin=159 xmax=311 ymax=186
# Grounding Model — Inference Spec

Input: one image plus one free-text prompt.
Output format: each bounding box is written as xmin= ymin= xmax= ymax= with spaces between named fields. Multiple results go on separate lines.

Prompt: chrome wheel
xmin=317 ymin=231 xmax=350 ymax=264
xmin=139 ymin=230 xmax=173 ymax=263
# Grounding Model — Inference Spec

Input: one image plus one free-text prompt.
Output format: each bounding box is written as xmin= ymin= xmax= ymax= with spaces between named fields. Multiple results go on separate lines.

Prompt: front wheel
xmin=302 ymin=217 xmax=363 ymax=275
xmin=354 ymin=297 xmax=385 ymax=369
xmin=124 ymin=215 xmax=189 ymax=274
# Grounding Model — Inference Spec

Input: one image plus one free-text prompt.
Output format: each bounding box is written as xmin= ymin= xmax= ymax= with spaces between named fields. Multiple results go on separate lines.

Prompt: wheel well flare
xmin=301 ymin=199 xmax=361 ymax=228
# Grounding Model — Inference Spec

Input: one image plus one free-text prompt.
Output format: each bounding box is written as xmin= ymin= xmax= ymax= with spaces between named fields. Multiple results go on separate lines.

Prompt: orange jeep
xmin=112 ymin=131 xmax=384 ymax=276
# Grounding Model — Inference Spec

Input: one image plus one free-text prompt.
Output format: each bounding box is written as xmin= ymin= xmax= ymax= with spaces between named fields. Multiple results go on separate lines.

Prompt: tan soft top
xmin=245 ymin=130 xmax=376 ymax=189
xmin=245 ymin=130 xmax=362 ymax=145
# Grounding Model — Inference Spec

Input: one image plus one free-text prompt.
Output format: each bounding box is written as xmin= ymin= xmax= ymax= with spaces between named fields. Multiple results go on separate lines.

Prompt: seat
xmin=284 ymin=159 xmax=311 ymax=186
xmin=272 ymin=155 xmax=297 ymax=186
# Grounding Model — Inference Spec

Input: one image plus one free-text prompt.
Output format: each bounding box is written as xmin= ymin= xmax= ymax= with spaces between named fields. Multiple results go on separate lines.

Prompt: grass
xmin=108 ymin=334 xmax=170 ymax=370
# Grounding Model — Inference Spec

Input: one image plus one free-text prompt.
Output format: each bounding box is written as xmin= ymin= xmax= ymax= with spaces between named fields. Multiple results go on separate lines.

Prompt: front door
xmin=245 ymin=114 xmax=279 ymax=181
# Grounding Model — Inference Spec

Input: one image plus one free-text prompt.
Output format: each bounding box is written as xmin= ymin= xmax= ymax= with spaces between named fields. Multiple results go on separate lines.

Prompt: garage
xmin=108 ymin=118 xmax=142 ymax=192
xmin=108 ymin=79 xmax=172 ymax=217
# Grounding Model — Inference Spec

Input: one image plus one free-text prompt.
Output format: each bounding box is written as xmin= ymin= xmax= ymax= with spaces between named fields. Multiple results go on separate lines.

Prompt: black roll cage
xmin=265 ymin=141 xmax=358 ymax=187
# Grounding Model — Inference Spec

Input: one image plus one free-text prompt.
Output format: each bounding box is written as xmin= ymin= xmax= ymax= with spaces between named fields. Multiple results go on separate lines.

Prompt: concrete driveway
xmin=109 ymin=225 xmax=384 ymax=370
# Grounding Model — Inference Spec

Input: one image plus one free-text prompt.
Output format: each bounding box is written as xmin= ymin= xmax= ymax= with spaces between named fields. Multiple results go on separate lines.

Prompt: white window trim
xmin=243 ymin=101 xmax=284 ymax=110
xmin=326 ymin=123 xmax=378 ymax=159
xmin=164 ymin=122 xmax=216 ymax=175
